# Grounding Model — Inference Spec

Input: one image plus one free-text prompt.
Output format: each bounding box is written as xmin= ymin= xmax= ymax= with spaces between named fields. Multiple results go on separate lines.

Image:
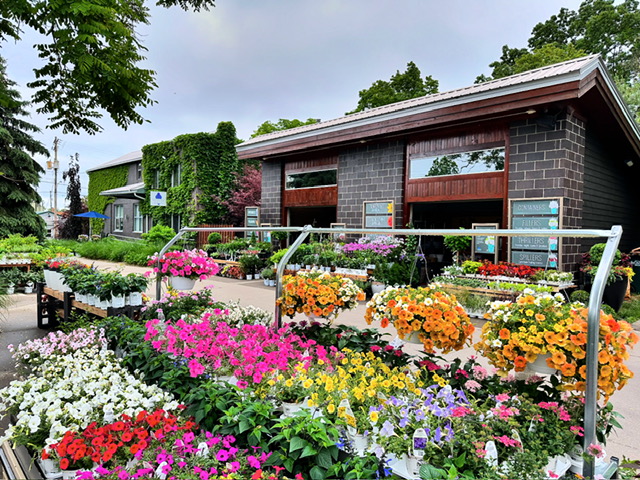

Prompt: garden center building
xmin=236 ymin=55 xmax=640 ymax=272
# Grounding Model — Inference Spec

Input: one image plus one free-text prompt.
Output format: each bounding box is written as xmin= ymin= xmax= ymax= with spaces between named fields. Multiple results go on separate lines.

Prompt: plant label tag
xmin=412 ymin=428 xmax=428 ymax=458
xmin=511 ymin=429 xmax=524 ymax=451
xmin=338 ymin=398 xmax=357 ymax=436
xmin=377 ymin=392 xmax=388 ymax=405
xmin=528 ymin=419 xmax=536 ymax=433
xmin=196 ymin=442 xmax=209 ymax=457
xmin=485 ymin=440 xmax=498 ymax=467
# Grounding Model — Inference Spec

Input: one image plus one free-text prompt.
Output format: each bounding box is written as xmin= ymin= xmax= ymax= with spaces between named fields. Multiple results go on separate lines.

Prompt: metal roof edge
xmin=237 ymin=56 xmax=606 ymax=155
xmin=86 ymin=150 xmax=143 ymax=173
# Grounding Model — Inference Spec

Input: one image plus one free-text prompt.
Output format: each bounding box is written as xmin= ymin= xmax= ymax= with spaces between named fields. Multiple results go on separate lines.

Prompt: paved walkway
xmin=1 ymin=258 xmax=639 ymax=461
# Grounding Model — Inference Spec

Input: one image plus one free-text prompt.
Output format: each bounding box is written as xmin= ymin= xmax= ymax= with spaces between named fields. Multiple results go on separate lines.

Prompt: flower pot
xmin=216 ymin=375 xmax=238 ymax=386
xmin=61 ymin=469 xmax=80 ymax=480
xmin=569 ymin=454 xmax=608 ymax=476
xmin=263 ymin=278 xmax=269 ymax=286
xmin=38 ymin=458 xmax=62 ymax=479
xmin=246 ymin=274 xmax=253 ymax=280
xmin=603 ymin=277 xmax=628 ymax=312
xmin=269 ymin=279 xmax=276 ymax=287
xmin=24 ymin=284 xmax=34 ymax=294
xmin=111 ymin=294 xmax=125 ymax=308
xmin=371 ymin=282 xmax=386 ymax=295
xmin=402 ymin=330 xmax=423 ymax=345
xmin=75 ymin=293 xmax=87 ymax=304
xmin=129 ymin=292 xmax=143 ymax=306
xmin=6 ymin=285 xmax=14 ymax=294
xmin=525 ymin=353 xmax=557 ymax=375
xmin=405 ymin=455 xmax=421 ymax=478
xmin=348 ymin=432 xmax=370 ymax=457
xmin=98 ymin=298 xmax=110 ymax=309
xmin=282 ymin=401 xmax=305 ymax=417
xmin=170 ymin=276 xmax=197 ymax=290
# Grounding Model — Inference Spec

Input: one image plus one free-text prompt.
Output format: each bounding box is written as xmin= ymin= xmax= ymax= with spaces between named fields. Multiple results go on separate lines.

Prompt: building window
xmin=285 ymin=168 xmax=337 ymax=190
xmin=153 ymin=169 xmax=160 ymax=189
xmin=114 ymin=205 xmax=124 ymax=232
xmin=409 ymin=147 xmax=505 ymax=179
xmin=136 ymin=163 xmax=142 ymax=181
xmin=133 ymin=204 xmax=143 ymax=233
xmin=170 ymin=214 xmax=181 ymax=232
xmin=144 ymin=215 xmax=153 ymax=233
xmin=171 ymin=164 xmax=182 ymax=187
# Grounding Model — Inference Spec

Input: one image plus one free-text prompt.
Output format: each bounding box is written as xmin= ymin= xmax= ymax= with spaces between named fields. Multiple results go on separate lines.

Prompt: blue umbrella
xmin=74 ymin=211 xmax=110 ymax=219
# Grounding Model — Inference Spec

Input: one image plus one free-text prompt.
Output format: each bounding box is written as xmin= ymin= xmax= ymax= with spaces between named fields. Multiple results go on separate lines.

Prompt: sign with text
xmin=509 ymin=198 xmax=561 ymax=268
xmin=244 ymin=206 xmax=260 ymax=240
xmin=363 ymin=200 xmax=394 ymax=230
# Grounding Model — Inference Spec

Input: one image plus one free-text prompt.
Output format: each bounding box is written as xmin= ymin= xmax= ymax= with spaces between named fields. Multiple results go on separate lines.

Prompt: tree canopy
xmin=251 ymin=118 xmax=319 ymax=139
xmin=0 ymin=0 xmax=216 ymax=135
xmin=478 ymin=0 xmax=640 ymax=84
xmin=347 ymin=61 xmax=439 ymax=114
xmin=0 ymin=56 xmax=48 ymax=239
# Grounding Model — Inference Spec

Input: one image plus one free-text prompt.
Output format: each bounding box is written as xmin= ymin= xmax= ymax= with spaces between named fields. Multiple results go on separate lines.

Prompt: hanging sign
xmin=363 ymin=200 xmax=394 ymax=229
xmin=510 ymin=198 xmax=562 ymax=268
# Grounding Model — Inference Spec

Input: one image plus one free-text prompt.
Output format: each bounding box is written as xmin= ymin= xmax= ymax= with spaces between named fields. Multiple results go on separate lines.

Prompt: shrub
xmin=207 ymin=232 xmax=222 ymax=244
xmin=141 ymin=225 xmax=176 ymax=245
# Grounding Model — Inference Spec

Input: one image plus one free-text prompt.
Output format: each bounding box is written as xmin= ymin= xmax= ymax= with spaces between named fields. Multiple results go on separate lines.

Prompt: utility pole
xmin=48 ymin=137 xmax=61 ymax=239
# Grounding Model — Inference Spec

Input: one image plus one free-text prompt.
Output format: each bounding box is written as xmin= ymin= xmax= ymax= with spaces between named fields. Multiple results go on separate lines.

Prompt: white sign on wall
xmin=150 ymin=191 xmax=167 ymax=207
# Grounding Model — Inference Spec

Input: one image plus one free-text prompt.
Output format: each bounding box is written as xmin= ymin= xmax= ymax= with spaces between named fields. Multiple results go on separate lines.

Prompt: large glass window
xmin=410 ymin=147 xmax=505 ymax=179
xmin=285 ymin=169 xmax=337 ymax=190
xmin=153 ymin=169 xmax=160 ymax=188
xmin=113 ymin=205 xmax=124 ymax=232
xmin=133 ymin=204 xmax=143 ymax=233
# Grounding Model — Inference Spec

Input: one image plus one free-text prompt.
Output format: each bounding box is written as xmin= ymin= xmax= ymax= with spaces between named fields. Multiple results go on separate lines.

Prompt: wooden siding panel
xmin=407 ymin=172 xmax=504 ymax=202
xmin=408 ymin=129 xmax=507 ymax=157
xmin=283 ymin=186 xmax=338 ymax=207
xmin=284 ymin=155 xmax=338 ymax=174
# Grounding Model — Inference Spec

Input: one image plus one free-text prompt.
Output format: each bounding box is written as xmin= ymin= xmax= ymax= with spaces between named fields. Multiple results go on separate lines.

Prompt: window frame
xmin=113 ymin=205 xmax=124 ymax=232
xmin=133 ymin=204 xmax=143 ymax=233
xmin=285 ymin=167 xmax=338 ymax=190
xmin=409 ymin=147 xmax=505 ymax=179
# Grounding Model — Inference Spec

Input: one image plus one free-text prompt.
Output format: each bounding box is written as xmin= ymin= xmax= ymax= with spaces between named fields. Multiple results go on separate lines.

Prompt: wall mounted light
xmin=626 ymin=160 xmax=634 ymax=167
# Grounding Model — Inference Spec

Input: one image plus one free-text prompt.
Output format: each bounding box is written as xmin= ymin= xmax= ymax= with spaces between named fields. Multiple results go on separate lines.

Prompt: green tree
xmin=348 ymin=61 xmax=439 ymax=114
xmin=616 ymin=80 xmax=640 ymax=123
xmin=251 ymin=118 xmax=319 ymax=138
xmin=0 ymin=0 xmax=216 ymax=135
xmin=59 ymin=153 xmax=84 ymax=239
xmin=0 ymin=56 xmax=48 ymax=239
xmin=479 ymin=0 xmax=640 ymax=84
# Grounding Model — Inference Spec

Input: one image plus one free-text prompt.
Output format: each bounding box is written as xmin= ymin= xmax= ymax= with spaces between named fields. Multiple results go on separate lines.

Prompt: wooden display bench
xmin=0 ymin=261 xmax=31 ymax=272
xmin=292 ymin=269 xmax=369 ymax=282
xmin=36 ymin=283 xmax=143 ymax=329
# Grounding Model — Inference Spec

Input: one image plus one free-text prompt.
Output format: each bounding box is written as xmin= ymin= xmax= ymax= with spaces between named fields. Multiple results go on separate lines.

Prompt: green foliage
xmin=427 ymin=155 xmax=459 ymax=176
xmin=443 ymin=229 xmax=472 ymax=254
xmin=478 ymin=0 xmax=640 ymax=96
xmin=348 ymin=61 xmax=439 ymax=113
xmin=619 ymin=295 xmax=640 ymax=323
xmin=207 ymin=232 xmax=222 ymax=244
xmin=141 ymin=122 xmax=241 ymax=227
xmin=87 ymin=165 xmax=129 ymax=235
xmin=141 ymin=225 xmax=177 ymax=245
xmin=251 ymin=118 xmax=319 ymax=138
xmin=59 ymin=154 xmax=85 ymax=239
xmin=0 ymin=56 xmax=48 ymax=240
xmin=213 ymin=397 xmax=278 ymax=451
xmin=461 ymin=260 xmax=482 ymax=274
xmin=373 ymin=259 xmax=420 ymax=287
xmin=269 ymin=410 xmax=341 ymax=480
xmin=1 ymin=0 xmax=215 ymax=134
xmin=570 ymin=289 xmax=591 ymax=304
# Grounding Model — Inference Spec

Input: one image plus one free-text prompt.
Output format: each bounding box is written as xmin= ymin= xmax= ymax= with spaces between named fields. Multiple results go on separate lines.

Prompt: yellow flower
xmin=369 ymin=411 xmax=379 ymax=423
xmin=327 ymin=403 xmax=335 ymax=414
xmin=303 ymin=379 xmax=313 ymax=389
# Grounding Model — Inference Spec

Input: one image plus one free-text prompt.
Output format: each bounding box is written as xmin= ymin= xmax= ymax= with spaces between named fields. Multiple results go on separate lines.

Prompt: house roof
xmin=99 ymin=182 xmax=145 ymax=198
xmin=237 ymin=55 xmax=640 ymax=159
xmin=86 ymin=150 xmax=142 ymax=173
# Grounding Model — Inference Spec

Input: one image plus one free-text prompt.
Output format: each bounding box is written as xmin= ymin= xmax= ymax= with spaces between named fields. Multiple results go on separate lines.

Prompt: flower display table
xmin=36 ymin=283 xmax=144 ymax=329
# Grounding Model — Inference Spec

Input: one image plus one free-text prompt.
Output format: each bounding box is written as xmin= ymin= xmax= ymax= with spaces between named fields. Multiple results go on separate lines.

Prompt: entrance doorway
xmin=410 ymin=200 xmax=503 ymax=266
xmin=287 ymin=207 xmax=336 ymax=228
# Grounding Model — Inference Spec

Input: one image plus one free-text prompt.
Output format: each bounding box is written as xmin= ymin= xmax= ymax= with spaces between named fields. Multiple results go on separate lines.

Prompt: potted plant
xmin=364 ymin=284 xmax=475 ymax=353
xmin=277 ymin=270 xmax=365 ymax=322
xmin=443 ymin=228 xmax=472 ymax=265
xmin=261 ymin=266 xmax=276 ymax=286
xmin=146 ymin=248 xmax=220 ymax=290
xmin=475 ymin=292 xmax=638 ymax=400
xmin=580 ymin=243 xmax=634 ymax=311
xmin=238 ymin=252 xmax=262 ymax=280
xmin=125 ymin=273 xmax=148 ymax=305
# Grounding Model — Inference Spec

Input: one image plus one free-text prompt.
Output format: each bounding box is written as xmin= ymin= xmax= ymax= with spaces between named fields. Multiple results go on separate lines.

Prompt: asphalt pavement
xmin=1 ymin=258 xmax=639 ymax=462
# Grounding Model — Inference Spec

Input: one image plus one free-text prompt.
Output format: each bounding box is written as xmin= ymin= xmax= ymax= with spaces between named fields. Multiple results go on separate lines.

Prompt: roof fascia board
xmin=237 ymin=67 xmax=594 ymax=156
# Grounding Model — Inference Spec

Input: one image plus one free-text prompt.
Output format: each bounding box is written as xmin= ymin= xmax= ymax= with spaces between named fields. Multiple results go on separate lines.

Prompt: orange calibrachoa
xmin=475 ymin=291 xmax=638 ymax=402
xmin=277 ymin=269 xmax=365 ymax=321
xmin=364 ymin=284 xmax=474 ymax=354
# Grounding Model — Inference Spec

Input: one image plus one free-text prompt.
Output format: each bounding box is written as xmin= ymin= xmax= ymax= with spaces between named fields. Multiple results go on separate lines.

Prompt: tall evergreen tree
xmin=59 ymin=153 xmax=84 ymax=239
xmin=0 ymin=56 xmax=48 ymax=239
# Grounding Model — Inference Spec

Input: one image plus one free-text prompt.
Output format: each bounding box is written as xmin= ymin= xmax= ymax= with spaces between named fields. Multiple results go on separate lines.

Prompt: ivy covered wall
xmin=87 ymin=164 xmax=129 ymax=234
xmin=141 ymin=121 xmax=241 ymax=226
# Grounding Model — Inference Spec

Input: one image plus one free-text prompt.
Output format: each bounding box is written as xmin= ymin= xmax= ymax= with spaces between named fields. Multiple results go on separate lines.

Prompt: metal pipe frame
xmin=156 ymin=224 xmax=622 ymax=479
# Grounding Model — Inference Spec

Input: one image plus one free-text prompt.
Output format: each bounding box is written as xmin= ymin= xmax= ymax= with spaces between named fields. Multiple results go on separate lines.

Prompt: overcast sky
xmin=3 ymin=0 xmax=585 ymax=208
